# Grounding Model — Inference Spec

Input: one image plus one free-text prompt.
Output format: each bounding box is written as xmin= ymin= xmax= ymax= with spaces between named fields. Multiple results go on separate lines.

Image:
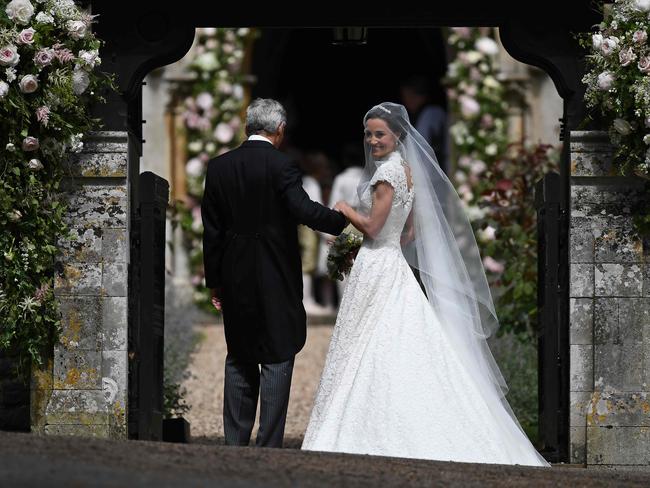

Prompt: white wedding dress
xmin=301 ymin=152 xmax=548 ymax=466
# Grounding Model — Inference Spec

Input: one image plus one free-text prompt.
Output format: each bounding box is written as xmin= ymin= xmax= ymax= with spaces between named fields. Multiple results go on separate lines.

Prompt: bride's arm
xmin=334 ymin=182 xmax=393 ymax=239
xmin=401 ymin=207 xmax=415 ymax=246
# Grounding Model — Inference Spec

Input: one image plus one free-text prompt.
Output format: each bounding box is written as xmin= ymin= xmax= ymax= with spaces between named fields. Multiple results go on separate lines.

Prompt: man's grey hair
xmin=245 ymin=98 xmax=287 ymax=136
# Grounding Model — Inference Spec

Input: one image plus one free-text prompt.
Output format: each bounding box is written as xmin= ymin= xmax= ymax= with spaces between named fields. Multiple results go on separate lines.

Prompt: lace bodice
xmin=359 ymin=151 xmax=414 ymax=247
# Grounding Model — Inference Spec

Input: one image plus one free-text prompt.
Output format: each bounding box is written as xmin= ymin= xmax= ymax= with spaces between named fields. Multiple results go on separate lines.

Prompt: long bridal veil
xmin=357 ymin=102 xmax=549 ymax=465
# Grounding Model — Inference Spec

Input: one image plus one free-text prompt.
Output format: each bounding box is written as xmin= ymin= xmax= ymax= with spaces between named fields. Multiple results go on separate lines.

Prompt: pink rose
xmin=67 ymin=20 xmax=88 ymax=40
xmin=22 ymin=136 xmax=39 ymax=151
xmin=483 ymin=256 xmax=505 ymax=274
xmin=0 ymin=45 xmax=20 ymax=67
xmin=633 ymin=30 xmax=648 ymax=44
xmin=35 ymin=106 xmax=49 ymax=126
xmin=619 ymin=47 xmax=636 ymax=67
xmin=638 ymin=56 xmax=650 ymax=74
xmin=34 ymin=48 xmax=55 ymax=67
xmin=16 ymin=27 xmax=35 ymax=45
xmin=18 ymin=74 xmax=38 ymax=93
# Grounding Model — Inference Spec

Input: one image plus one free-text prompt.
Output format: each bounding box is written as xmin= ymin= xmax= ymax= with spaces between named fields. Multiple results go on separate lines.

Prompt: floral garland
xmin=169 ymin=27 xmax=251 ymax=312
xmin=0 ymin=0 xmax=114 ymax=370
xmin=444 ymin=27 xmax=559 ymax=339
xmin=578 ymin=0 xmax=650 ymax=236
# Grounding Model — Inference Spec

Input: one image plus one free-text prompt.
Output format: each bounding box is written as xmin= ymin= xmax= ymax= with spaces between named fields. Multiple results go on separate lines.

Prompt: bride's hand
xmin=400 ymin=227 xmax=415 ymax=247
xmin=334 ymin=201 xmax=350 ymax=216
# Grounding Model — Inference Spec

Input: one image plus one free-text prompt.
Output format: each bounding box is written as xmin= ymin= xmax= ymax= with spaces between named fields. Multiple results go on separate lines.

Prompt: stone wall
xmin=31 ymin=131 xmax=129 ymax=438
xmin=569 ymin=130 xmax=650 ymax=467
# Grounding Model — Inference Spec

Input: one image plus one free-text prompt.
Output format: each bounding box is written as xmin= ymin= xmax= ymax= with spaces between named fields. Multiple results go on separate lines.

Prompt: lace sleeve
xmin=369 ymin=162 xmax=404 ymax=191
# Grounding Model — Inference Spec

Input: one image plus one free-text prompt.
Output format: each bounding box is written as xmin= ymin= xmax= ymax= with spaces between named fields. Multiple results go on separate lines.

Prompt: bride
xmin=300 ymin=102 xmax=549 ymax=467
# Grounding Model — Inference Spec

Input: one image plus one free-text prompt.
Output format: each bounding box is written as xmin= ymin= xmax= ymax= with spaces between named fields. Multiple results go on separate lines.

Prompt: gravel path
xmin=183 ymin=317 xmax=334 ymax=448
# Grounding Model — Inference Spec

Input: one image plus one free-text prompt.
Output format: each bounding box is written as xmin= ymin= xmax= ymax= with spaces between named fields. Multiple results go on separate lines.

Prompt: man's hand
xmin=210 ymin=288 xmax=222 ymax=312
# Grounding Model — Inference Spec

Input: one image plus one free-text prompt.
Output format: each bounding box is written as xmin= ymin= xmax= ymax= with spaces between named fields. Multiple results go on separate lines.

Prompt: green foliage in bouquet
xmin=0 ymin=0 xmax=115 ymax=372
xmin=326 ymin=230 xmax=363 ymax=281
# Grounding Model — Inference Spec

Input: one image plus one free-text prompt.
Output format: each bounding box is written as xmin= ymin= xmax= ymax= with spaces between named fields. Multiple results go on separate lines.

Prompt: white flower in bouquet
xmin=185 ymin=157 xmax=204 ymax=177
xmin=619 ymin=47 xmax=636 ymax=67
xmin=72 ymin=66 xmax=90 ymax=95
xmin=5 ymin=0 xmax=34 ymax=25
xmin=638 ymin=56 xmax=650 ymax=73
xmin=205 ymin=38 xmax=218 ymax=50
xmin=633 ymin=0 xmax=650 ymax=12
xmin=0 ymin=81 xmax=9 ymax=99
xmin=485 ymin=143 xmax=498 ymax=156
xmin=237 ymin=27 xmax=250 ymax=36
xmin=5 ymin=67 xmax=16 ymax=82
xmin=479 ymin=225 xmax=497 ymax=242
xmin=200 ymin=27 xmax=217 ymax=37
xmin=16 ymin=27 xmax=35 ymax=45
xmin=68 ymin=133 xmax=83 ymax=153
xmin=232 ymin=83 xmax=244 ymax=100
xmin=6 ymin=142 xmax=15 ymax=151
xmin=194 ymin=52 xmax=219 ymax=71
xmin=454 ymin=170 xmax=467 ymax=184
xmin=196 ymin=92 xmax=214 ymax=111
xmin=221 ymin=42 xmax=234 ymax=55
xmin=644 ymin=134 xmax=650 ymax=145
xmin=613 ymin=118 xmax=633 ymax=135
xmin=78 ymin=50 xmax=101 ymax=69
xmin=0 ymin=45 xmax=20 ymax=67
xmin=459 ymin=94 xmax=480 ymax=118
xmin=27 ymin=158 xmax=43 ymax=171
xmin=597 ymin=71 xmax=615 ymax=90
xmin=592 ymin=33 xmax=603 ymax=50
xmin=633 ymin=30 xmax=648 ymax=44
xmin=601 ymin=36 xmax=620 ymax=56
xmin=205 ymin=141 xmax=216 ymax=153
xmin=22 ymin=136 xmax=39 ymax=151
xmin=34 ymin=48 xmax=55 ymax=67
xmin=214 ymin=122 xmax=234 ymax=144
xmin=475 ymin=37 xmax=499 ymax=56
xmin=470 ymin=159 xmax=487 ymax=174
xmin=218 ymin=80 xmax=233 ymax=94
xmin=465 ymin=50 xmax=483 ymax=64
xmin=483 ymin=75 xmax=501 ymax=89
xmin=67 ymin=20 xmax=88 ymax=40
xmin=19 ymin=74 xmax=38 ymax=93
xmin=188 ymin=140 xmax=203 ymax=153
xmin=35 ymin=11 xmax=54 ymax=24
xmin=8 ymin=209 xmax=22 ymax=222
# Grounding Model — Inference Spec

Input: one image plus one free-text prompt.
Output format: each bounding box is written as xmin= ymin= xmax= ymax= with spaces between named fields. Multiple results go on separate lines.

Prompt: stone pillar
xmin=569 ymin=130 xmax=650 ymax=467
xmin=31 ymin=131 xmax=129 ymax=438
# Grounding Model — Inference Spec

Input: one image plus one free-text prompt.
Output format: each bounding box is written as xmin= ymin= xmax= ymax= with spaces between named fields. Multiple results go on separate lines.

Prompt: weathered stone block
xmin=44 ymin=390 xmax=107 ymax=418
xmin=570 ymin=298 xmax=593 ymax=345
xmin=571 ymin=264 xmax=594 ymax=297
xmin=102 ymin=228 xmax=128 ymax=263
xmin=102 ymin=350 xmax=127 ymax=439
xmin=571 ymin=344 xmax=594 ymax=391
xmin=644 ymin=265 xmax=650 ymax=298
xmin=58 ymin=296 xmax=102 ymax=350
xmin=618 ymin=298 xmax=649 ymax=345
xmin=595 ymin=264 xmax=643 ymax=297
xmin=571 ymin=391 xmax=592 ymax=427
xmin=56 ymin=226 xmax=103 ymax=263
xmin=571 ymin=151 xmax=614 ymax=177
xmin=570 ymin=425 xmax=587 ymax=465
xmin=53 ymin=349 xmax=101 ymax=390
xmin=570 ymin=217 xmax=594 ymax=263
xmin=44 ymin=423 xmax=110 ymax=438
xmin=594 ymin=298 xmax=618 ymax=345
xmin=62 ymin=184 xmax=127 ymax=229
xmin=587 ymin=426 xmax=650 ymax=465
xmin=595 ymin=344 xmax=645 ymax=391
xmin=82 ymin=131 xmax=128 ymax=154
xmin=594 ymin=219 xmax=644 ymax=264
xmin=101 ymin=262 xmax=127 ymax=297
xmin=101 ymin=297 xmax=127 ymax=350
xmin=587 ymin=390 xmax=650 ymax=427
xmin=64 ymin=152 xmax=127 ymax=178
xmin=54 ymin=262 xmax=102 ymax=296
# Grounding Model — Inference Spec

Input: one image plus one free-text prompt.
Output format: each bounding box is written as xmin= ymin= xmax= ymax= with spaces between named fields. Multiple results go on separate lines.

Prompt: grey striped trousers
xmin=223 ymin=354 xmax=295 ymax=448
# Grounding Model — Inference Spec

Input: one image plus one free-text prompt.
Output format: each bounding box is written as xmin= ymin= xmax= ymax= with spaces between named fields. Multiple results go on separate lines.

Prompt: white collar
xmin=248 ymin=134 xmax=273 ymax=145
xmin=374 ymin=151 xmax=401 ymax=167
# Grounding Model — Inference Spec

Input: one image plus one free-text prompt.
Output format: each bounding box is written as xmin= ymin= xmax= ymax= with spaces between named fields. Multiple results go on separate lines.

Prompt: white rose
xmin=18 ymin=74 xmax=38 ymax=93
xmin=475 ymin=37 xmax=499 ymax=56
xmin=27 ymin=158 xmax=43 ymax=170
xmin=485 ymin=143 xmax=498 ymax=156
xmin=613 ymin=118 xmax=633 ymax=135
xmin=0 ymin=45 xmax=20 ymax=67
xmin=644 ymin=134 xmax=650 ymax=145
xmin=601 ymin=36 xmax=620 ymax=56
xmin=479 ymin=225 xmax=497 ymax=241
xmin=465 ymin=50 xmax=483 ymax=64
xmin=597 ymin=71 xmax=615 ymax=90
xmin=0 ymin=81 xmax=8 ymax=99
xmin=22 ymin=136 xmax=39 ymax=151
xmin=633 ymin=30 xmax=648 ymax=44
xmin=78 ymin=49 xmax=100 ymax=69
xmin=214 ymin=122 xmax=234 ymax=143
xmin=6 ymin=142 xmax=15 ymax=151
xmin=638 ymin=56 xmax=650 ymax=73
xmin=16 ymin=27 xmax=35 ymax=45
xmin=5 ymin=0 xmax=34 ymax=25
xmin=72 ymin=67 xmax=90 ymax=95
xmin=634 ymin=0 xmax=650 ymax=11
xmin=459 ymin=95 xmax=480 ymax=118
xmin=188 ymin=141 xmax=203 ymax=153
xmin=185 ymin=157 xmax=204 ymax=177
xmin=619 ymin=47 xmax=636 ymax=67
xmin=67 ymin=20 xmax=88 ymax=40
xmin=592 ymin=33 xmax=603 ymax=50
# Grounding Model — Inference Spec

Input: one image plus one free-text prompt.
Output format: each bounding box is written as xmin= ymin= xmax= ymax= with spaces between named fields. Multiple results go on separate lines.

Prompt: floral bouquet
xmin=326 ymin=228 xmax=363 ymax=281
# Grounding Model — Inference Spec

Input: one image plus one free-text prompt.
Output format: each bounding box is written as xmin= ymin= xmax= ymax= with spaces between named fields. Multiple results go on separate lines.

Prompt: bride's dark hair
xmin=363 ymin=106 xmax=407 ymax=142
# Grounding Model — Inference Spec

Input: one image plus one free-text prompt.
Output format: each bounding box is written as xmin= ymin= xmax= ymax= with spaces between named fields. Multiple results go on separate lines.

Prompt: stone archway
xmin=35 ymin=1 xmax=650 ymax=469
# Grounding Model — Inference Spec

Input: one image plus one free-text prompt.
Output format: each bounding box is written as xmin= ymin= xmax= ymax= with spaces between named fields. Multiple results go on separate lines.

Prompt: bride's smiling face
xmin=364 ymin=118 xmax=399 ymax=159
